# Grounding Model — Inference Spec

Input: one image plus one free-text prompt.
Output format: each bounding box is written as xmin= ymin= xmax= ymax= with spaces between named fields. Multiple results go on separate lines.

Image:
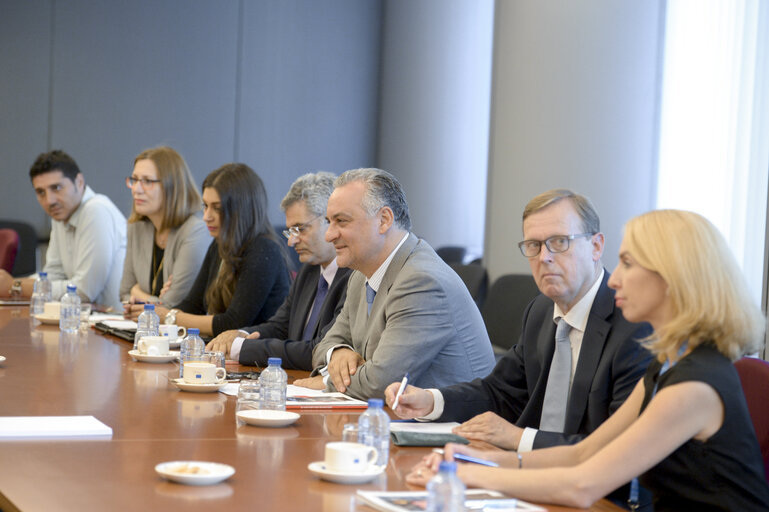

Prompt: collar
xmin=553 ymin=268 xmax=604 ymax=332
xmin=366 ymin=232 xmax=409 ymax=293
xmin=61 ymin=185 xmax=94 ymax=230
xmin=320 ymin=257 xmax=339 ymax=286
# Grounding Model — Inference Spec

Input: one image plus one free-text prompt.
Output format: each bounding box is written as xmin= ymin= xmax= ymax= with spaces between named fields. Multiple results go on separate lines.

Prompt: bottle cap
xmin=438 ymin=461 xmax=457 ymax=473
xmin=267 ymin=357 xmax=282 ymax=366
xmin=66 ymin=284 xmax=77 ymax=292
xmin=188 ymin=328 xmax=200 ymax=335
xmin=367 ymin=398 xmax=384 ymax=408
xmin=39 ymin=272 xmax=47 ymax=277
xmin=143 ymin=304 xmax=155 ymax=310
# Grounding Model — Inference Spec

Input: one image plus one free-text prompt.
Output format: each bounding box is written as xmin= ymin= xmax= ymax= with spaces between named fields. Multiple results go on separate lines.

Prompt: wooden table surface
xmin=0 ymin=306 xmax=623 ymax=511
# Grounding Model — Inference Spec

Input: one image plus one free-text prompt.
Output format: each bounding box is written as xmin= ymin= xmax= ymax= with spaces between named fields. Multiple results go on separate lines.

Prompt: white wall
xmin=485 ymin=0 xmax=665 ymax=281
xmin=377 ymin=0 xmax=494 ymax=257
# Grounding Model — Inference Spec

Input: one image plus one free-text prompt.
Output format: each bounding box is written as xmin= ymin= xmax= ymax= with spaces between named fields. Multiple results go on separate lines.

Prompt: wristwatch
xmin=165 ymin=308 xmax=179 ymax=325
xmin=9 ymin=280 xmax=22 ymax=298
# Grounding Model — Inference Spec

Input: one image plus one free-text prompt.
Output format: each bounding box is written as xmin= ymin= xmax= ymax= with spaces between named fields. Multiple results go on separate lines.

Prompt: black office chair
xmin=481 ymin=274 xmax=540 ymax=357
xmin=449 ymin=263 xmax=489 ymax=308
xmin=0 ymin=220 xmax=38 ymax=276
xmin=436 ymin=246 xmax=466 ymax=264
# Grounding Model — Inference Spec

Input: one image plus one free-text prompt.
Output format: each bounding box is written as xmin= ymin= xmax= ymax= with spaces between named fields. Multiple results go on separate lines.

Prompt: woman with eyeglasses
xmin=121 ymin=146 xmax=209 ymax=309
xmin=407 ymin=210 xmax=769 ymax=511
xmin=129 ymin=163 xmax=290 ymax=337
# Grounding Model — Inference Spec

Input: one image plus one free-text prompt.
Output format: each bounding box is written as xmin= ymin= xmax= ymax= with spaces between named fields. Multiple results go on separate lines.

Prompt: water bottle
xmin=31 ymin=272 xmax=52 ymax=316
xmin=358 ymin=398 xmax=390 ymax=468
xmin=133 ymin=304 xmax=160 ymax=350
xmin=258 ymin=357 xmax=287 ymax=410
xmin=179 ymin=328 xmax=205 ymax=378
xmin=426 ymin=461 xmax=465 ymax=512
xmin=59 ymin=284 xmax=81 ymax=332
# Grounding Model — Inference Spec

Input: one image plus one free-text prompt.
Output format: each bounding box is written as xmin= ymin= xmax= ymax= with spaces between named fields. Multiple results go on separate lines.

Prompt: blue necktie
xmin=365 ymin=283 xmax=376 ymax=315
xmin=540 ymin=318 xmax=572 ymax=431
xmin=302 ymin=275 xmax=329 ymax=340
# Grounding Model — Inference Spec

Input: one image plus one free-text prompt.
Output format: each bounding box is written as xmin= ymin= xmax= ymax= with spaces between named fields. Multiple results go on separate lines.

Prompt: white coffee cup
xmin=324 ymin=442 xmax=378 ymax=473
xmin=159 ymin=324 xmax=186 ymax=341
xmin=138 ymin=335 xmax=170 ymax=356
xmin=183 ymin=362 xmax=226 ymax=384
xmin=44 ymin=302 xmax=61 ymax=317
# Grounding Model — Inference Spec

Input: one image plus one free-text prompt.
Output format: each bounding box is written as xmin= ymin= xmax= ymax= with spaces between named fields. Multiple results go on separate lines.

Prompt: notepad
xmin=0 ymin=416 xmax=113 ymax=439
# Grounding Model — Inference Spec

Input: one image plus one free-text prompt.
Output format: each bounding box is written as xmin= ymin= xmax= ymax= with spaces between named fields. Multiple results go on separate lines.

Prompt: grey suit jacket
xmin=238 ymin=263 xmax=352 ymax=370
xmin=313 ymin=233 xmax=496 ymax=400
xmin=119 ymin=214 xmax=210 ymax=306
xmin=440 ymin=272 xmax=652 ymax=448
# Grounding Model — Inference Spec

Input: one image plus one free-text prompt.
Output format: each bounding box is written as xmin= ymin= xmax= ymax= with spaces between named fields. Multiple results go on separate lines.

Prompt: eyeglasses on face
xmin=518 ymin=233 xmax=595 ymax=258
xmin=282 ymin=215 xmax=324 ymax=239
xmin=126 ymin=176 xmax=162 ymax=188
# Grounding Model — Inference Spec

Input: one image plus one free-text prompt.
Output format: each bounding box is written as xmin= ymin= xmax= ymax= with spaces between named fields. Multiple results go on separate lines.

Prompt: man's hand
xmin=245 ymin=331 xmax=260 ymax=339
xmin=0 ymin=270 xmax=13 ymax=297
xmin=294 ymin=375 xmax=326 ymax=390
xmin=384 ymin=383 xmax=435 ymax=419
xmin=327 ymin=347 xmax=364 ymax=393
xmin=451 ymin=411 xmax=523 ymax=450
xmin=206 ymin=329 xmax=241 ymax=356
xmin=123 ymin=303 xmax=144 ymax=321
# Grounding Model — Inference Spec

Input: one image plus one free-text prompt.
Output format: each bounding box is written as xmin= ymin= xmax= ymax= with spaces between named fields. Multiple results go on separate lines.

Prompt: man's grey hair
xmin=335 ymin=168 xmax=411 ymax=231
xmin=280 ymin=172 xmax=336 ymax=217
xmin=522 ymin=189 xmax=600 ymax=234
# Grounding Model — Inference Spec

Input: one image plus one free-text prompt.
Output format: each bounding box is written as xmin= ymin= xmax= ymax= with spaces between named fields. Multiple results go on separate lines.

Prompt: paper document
xmin=389 ymin=422 xmax=460 ymax=434
xmin=0 ymin=416 xmax=113 ymax=439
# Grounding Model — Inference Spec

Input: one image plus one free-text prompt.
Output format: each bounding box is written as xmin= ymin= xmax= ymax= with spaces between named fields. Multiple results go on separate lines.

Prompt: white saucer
xmin=236 ymin=409 xmax=300 ymax=427
xmin=307 ymin=461 xmax=384 ymax=484
xmin=155 ymin=461 xmax=235 ymax=486
xmin=128 ymin=350 xmax=179 ymax=363
xmin=172 ymin=378 xmax=227 ymax=393
xmin=34 ymin=313 xmax=59 ymax=325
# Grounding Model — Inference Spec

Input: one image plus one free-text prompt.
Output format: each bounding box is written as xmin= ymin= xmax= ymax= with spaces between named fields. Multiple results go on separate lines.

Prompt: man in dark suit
xmin=207 ymin=172 xmax=351 ymax=370
xmin=386 ymin=189 xmax=651 ymax=451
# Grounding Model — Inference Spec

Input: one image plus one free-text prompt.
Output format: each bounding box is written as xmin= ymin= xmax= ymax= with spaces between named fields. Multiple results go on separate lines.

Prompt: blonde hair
xmin=128 ymin=146 xmax=202 ymax=231
xmin=623 ymin=209 xmax=764 ymax=361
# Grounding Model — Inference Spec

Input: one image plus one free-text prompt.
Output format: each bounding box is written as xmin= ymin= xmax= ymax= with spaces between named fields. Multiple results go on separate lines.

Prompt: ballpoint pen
xmin=391 ymin=372 xmax=409 ymax=410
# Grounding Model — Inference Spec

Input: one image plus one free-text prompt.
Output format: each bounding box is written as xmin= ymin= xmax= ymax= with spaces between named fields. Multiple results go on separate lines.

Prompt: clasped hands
xmin=294 ymin=347 xmax=364 ymax=391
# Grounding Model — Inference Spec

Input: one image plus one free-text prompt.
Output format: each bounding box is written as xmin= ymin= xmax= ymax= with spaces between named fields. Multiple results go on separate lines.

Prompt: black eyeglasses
xmin=126 ymin=176 xmax=162 ymax=188
xmin=282 ymin=215 xmax=323 ymax=239
xmin=518 ymin=233 xmax=595 ymax=258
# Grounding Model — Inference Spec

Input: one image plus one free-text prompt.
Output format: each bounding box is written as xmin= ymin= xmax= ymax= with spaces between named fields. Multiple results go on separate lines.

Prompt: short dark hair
xmin=29 ymin=150 xmax=81 ymax=183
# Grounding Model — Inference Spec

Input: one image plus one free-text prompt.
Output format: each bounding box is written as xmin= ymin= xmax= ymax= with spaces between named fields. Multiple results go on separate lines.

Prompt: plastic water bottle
xmin=133 ymin=304 xmax=160 ymax=350
xmin=426 ymin=461 xmax=465 ymax=512
xmin=358 ymin=398 xmax=390 ymax=468
xmin=31 ymin=272 xmax=52 ymax=315
xmin=59 ymin=284 xmax=81 ymax=332
xmin=259 ymin=357 xmax=287 ymax=410
xmin=179 ymin=328 xmax=205 ymax=378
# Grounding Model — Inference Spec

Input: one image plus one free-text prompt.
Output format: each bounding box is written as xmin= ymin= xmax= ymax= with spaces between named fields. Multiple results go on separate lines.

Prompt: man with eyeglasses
xmin=386 ymin=189 xmax=651 ymax=454
xmin=0 ymin=150 xmax=126 ymax=310
xmin=206 ymin=172 xmax=352 ymax=370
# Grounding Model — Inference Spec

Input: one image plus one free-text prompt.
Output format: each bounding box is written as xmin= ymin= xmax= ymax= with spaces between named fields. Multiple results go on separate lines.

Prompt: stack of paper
xmin=0 ymin=416 xmax=113 ymax=439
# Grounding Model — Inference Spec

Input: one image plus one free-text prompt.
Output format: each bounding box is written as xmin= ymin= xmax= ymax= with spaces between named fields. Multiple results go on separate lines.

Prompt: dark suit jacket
xmin=440 ymin=272 xmax=652 ymax=448
xmin=238 ymin=263 xmax=352 ymax=370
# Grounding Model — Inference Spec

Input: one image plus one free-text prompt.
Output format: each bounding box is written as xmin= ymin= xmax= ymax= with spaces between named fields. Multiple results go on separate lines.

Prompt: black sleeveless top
xmin=639 ymin=343 xmax=769 ymax=511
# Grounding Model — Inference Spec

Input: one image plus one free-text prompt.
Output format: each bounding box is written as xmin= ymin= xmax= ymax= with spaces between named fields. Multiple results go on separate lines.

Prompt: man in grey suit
xmin=386 ymin=189 xmax=651 ymax=453
xmin=207 ymin=172 xmax=351 ymax=370
xmin=294 ymin=168 xmax=495 ymax=399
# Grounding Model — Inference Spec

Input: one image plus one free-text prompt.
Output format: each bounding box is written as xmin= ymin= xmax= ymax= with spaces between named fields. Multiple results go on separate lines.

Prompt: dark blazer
xmin=440 ymin=272 xmax=652 ymax=449
xmin=238 ymin=263 xmax=352 ymax=370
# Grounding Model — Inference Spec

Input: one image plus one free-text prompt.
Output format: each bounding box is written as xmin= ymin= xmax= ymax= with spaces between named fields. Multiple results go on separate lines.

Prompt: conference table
xmin=0 ymin=305 xmax=622 ymax=511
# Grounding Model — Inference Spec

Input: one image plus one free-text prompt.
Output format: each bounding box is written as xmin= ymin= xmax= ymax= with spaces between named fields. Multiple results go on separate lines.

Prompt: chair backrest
xmin=0 ymin=229 xmax=20 ymax=273
xmin=481 ymin=273 xmax=540 ymax=354
xmin=0 ymin=220 xmax=37 ymax=276
xmin=436 ymin=246 xmax=466 ymax=264
xmin=449 ymin=263 xmax=488 ymax=308
xmin=734 ymin=356 xmax=769 ymax=482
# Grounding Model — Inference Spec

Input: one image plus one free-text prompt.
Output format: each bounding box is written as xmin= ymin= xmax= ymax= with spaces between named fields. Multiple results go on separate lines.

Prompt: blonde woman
xmin=403 ymin=210 xmax=769 ymax=510
xmin=121 ymin=146 xmax=209 ymax=308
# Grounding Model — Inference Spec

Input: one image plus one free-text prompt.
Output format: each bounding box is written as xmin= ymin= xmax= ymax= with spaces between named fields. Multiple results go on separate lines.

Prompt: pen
xmin=432 ymin=448 xmax=499 ymax=467
xmin=391 ymin=372 xmax=409 ymax=410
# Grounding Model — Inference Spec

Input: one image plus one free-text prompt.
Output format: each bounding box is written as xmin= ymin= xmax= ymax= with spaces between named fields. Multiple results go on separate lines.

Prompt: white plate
xmin=236 ymin=409 xmax=300 ymax=427
xmin=307 ymin=461 xmax=384 ymax=485
xmin=128 ymin=350 xmax=179 ymax=363
xmin=172 ymin=378 xmax=227 ymax=393
xmin=155 ymin=461 xmax=235 ymax=486
xmin=34 ymin=313 xmax=60 ymax=325
xmin=0 ymin=355 xmax=5 ymax=364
